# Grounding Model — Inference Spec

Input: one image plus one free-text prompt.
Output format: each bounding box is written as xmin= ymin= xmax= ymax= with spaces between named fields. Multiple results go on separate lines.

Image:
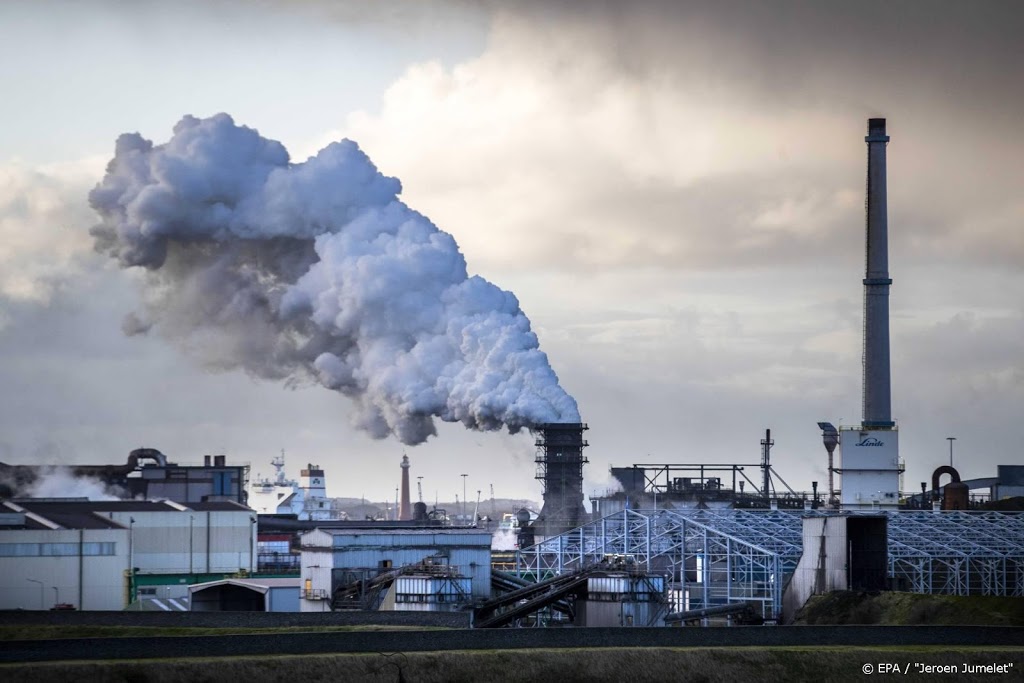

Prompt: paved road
xmin=3 ymin=626 xmax=1022 ymax=663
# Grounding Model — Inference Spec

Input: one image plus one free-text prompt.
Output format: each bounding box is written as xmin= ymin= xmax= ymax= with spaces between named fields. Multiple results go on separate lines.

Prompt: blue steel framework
xmin=515 ymin=509 xmax=1024 ymax=622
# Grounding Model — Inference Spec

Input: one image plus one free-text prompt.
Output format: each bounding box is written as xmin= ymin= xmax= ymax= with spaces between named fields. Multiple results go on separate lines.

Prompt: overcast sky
xmin=1 ymin=0 xmax=1021 ymax=505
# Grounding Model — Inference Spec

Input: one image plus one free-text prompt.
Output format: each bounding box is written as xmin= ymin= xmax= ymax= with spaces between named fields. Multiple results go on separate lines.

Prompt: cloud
xmin=334 ymin=3 xmax=1023 ymax=276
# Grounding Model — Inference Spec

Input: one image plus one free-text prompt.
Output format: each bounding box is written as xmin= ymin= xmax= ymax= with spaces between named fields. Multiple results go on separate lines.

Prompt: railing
xmin=302 ymin=588 xmax=329 ymax=600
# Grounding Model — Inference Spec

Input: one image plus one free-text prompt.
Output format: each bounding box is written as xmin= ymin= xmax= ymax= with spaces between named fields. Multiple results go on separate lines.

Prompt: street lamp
xmin=461 ymin=474 xmax=468 ymax=526
xmin=26 ymin=578 xmax=43 ymax=610
xmin=947 ymin=437 xmax=956 ymax=468
xmin=52 ymin=586 xmax=59 ymax=607
xmin=128 ymin=516 xmax=136 ymax=604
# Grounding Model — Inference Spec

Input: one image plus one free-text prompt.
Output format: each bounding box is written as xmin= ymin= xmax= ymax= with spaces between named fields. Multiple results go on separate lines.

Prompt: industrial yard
xmin=3 ymin=3 xmax=1024 ymax=680
xmin=2 ymin=118 xmax=1024 ymax=635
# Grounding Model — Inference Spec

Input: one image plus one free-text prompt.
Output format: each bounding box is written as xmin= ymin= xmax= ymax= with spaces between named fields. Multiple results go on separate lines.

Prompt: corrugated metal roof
xmin=15 ymin=500 xmax=181 ymax=513
xmin=188 ymin=501 xmax=253 ymax=511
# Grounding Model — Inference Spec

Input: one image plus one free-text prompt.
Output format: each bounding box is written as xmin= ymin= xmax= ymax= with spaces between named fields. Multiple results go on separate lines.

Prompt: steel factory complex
xmin=2 ymin=120 xmax=1023 ymax=628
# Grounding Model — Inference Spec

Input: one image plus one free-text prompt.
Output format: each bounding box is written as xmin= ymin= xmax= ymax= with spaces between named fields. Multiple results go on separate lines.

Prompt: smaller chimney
xmin=399 ymin=455 xmax=412 ymax=521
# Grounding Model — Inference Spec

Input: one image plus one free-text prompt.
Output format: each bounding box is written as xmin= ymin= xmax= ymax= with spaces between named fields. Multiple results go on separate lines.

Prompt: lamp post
xmin=947 ymin=437 xmax=956 ymax=468
xmin=128 ymin=516 xmax=136 ymax=604
xmin=26 ymin=578 xmax=43 ymax=610
xmin=52 ymin=586 xmax=59 ymax=607
xmin=461 ymin=474 xmax=468 ymax=526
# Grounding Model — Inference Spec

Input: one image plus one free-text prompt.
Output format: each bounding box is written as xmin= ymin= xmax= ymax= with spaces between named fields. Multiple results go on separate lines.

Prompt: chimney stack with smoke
xmin=88 ymin=114 xmax=579 ymax=446
xmin=531 ymin=422 xmax=589 ymax=541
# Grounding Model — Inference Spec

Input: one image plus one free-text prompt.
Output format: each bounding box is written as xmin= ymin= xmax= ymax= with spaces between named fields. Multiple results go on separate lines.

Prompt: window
xmin=0 ymin=542 xmax=115 ymax=557
xmin=40 ymin=543 xmax=78 ymax=556
xmin=0 ymin=543 xmax=39 ymax=557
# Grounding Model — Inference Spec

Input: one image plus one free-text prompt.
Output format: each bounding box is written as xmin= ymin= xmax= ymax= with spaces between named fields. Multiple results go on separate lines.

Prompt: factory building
xmin=0 ymin=499 xmax=256 ymax=610
xmin=299 ymin=528 xmax=491 ymax=612
xmin=0 ymin=448 xmax=249 ymax=506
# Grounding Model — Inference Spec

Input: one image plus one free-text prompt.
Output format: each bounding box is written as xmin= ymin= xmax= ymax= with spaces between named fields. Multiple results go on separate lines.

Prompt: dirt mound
xmin=795 ymin=591 xmax=1024 ymax=625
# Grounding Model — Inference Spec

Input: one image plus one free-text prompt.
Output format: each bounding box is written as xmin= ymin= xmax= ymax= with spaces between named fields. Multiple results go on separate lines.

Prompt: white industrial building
xmin=299 ymin=528 xmax=491 ymax=612
xmin=0 ymin=499 xmax=256 ymax=610
xmin=837 ymin=427 xmax=903 ymax=510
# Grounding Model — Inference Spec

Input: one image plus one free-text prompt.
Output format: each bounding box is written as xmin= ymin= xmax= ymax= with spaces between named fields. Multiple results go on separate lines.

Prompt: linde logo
xmin=856 ymin=437 xmax=884 ymax=447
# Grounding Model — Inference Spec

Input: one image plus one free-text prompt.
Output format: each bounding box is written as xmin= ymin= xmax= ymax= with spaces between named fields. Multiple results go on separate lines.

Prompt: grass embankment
xmin=796 ymin=591 xmax=1024 ymax=626
xmin=0 ymin=624 xmax=445 ymax=641
xmin=2 ymin=647 xmax=1021 ymax=683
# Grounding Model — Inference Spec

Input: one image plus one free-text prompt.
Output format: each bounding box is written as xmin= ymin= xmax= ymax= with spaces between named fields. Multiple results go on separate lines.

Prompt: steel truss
xmin=515 ymin=509 xmax=1024 ymax=621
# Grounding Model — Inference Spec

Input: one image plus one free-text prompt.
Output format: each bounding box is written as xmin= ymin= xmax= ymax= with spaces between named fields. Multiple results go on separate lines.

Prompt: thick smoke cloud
xmin=89 ymin=113 xmax=579 ymax=444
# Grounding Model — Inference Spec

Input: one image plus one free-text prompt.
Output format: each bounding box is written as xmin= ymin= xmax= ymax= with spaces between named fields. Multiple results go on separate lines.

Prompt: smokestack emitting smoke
xmin=89 ymin=114 xmax=579 ymax=444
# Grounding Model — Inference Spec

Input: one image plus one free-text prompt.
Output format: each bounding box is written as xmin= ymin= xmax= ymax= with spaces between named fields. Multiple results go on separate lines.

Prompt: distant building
xmin=0 ymin=449 xmax=249 ymax=506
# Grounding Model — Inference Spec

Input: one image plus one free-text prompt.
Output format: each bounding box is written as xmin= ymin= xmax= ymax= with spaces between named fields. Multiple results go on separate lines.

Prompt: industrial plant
xmin=2 ymin=119 xmax=1023 ymax=628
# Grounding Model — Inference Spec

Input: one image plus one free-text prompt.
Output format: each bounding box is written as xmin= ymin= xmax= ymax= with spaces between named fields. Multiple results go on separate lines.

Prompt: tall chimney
xmin=399 ymin=454 xmax=412 ymax=521
xmin=532 ymin=422 xmax=588 ymax=539
xmin=862 ymin=118 xmax=894 ymax=428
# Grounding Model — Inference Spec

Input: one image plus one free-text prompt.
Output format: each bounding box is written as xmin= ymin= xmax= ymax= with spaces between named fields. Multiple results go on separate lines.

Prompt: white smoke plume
xmin=25 ymin=466 xmax=124 ymax=501
xmin=89 ymin=114 xmax=579 ymax=444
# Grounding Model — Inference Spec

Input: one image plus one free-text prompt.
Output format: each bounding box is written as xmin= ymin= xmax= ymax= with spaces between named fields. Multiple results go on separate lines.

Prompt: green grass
xmin=2 ymin=646 xmax=1021 ymax=683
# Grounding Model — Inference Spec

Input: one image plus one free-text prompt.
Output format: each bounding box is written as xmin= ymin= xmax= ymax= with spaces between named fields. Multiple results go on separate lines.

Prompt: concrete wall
xmin=0 ymin=528 xmax=128 ymax=610
xmin=782 ymin=516 xmax=849 ymax=623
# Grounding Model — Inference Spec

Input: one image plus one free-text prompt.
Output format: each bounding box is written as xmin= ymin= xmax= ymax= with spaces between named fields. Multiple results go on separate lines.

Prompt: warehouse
xmin=0 ymin=499 xmax=256 ymax=610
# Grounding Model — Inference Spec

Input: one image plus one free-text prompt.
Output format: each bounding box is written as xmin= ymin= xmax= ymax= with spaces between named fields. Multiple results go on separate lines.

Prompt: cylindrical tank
xmin=413 ymin=501 xmax=428 ymax=521
xmin=943 ymin=482 xmax=969 ymax=510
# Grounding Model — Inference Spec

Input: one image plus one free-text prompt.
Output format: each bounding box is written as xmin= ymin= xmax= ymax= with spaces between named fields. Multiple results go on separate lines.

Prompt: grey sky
xmin=1 ymin=1 xmax=1021 ymax=503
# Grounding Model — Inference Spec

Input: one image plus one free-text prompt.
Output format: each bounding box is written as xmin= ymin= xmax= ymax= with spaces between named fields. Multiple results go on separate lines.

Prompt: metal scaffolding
xmin=515 ymin=509 xmax=1024 ymax=622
